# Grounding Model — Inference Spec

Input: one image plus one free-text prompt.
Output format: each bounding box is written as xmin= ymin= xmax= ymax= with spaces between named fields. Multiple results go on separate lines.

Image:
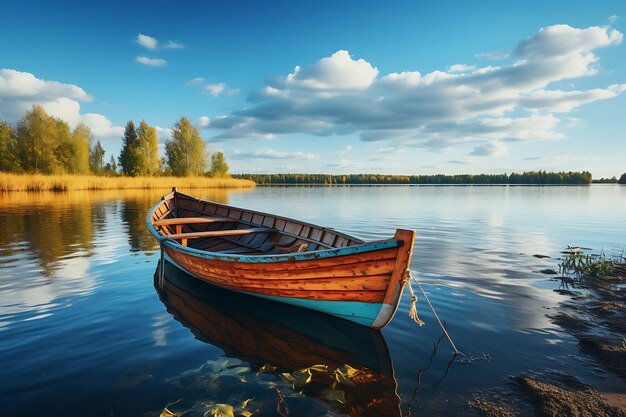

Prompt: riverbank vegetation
xmin=0 ymin=106 xmax=232 ymax=180
xmin=234 ymin=171 xmax=594 ymax=185
xmin=0 ymin=173 xmax=254 ymax=192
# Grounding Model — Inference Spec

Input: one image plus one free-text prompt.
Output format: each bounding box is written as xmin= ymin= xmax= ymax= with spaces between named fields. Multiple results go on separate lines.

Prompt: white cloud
xmin=207 ymin=24 xmax=625 ymax=155
xmin=136 ymin=56 xmax=167 ymax=67
xmin=475 ymin=50 xmax=510 ymax=60
xmin=163 ymin=40 xmax=185 ymax=49
xmin=233 ymin=148 xmax=317 ymax=160
xmin=198 ymin=116 xmax=210 ymax=128
xmin=0 ymin=68 xmax=91 ymax=102
xmin=205 ymin=83 xmax=226 ymax=96
xmin=0 ymin=69 xmax=122 ymax=138
xmin=285 ymin=50 xmax=378 ymax=91
xmin=80 ymin=113 xmax=124 ymax=137
xmin=137 ymin=34 xmax=158 ymax=50
xmin=448 ymin=64 xmax=475 ymax=73
xmin=188 ymin=78 xmax=239 ymax=97
xmin=155 ymin=126 xmax=173 ymax=142
xmin=187 ymin=77 xmax=205 ymax=85
xmin=609 ymin=15 xmax=618 ymax=24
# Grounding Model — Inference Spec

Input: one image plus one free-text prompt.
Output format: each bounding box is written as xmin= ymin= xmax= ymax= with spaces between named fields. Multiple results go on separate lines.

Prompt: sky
xmin=1 ymin=0 xmax=625 ymax=177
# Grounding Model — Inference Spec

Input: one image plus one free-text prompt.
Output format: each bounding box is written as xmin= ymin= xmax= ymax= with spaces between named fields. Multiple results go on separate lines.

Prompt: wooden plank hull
xmin=148 ymin=190 xmax=415 ymax=329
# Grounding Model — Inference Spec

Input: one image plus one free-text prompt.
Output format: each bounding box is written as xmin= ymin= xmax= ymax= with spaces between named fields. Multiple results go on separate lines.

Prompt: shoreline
xmin=0 ymin=173 xmax=255 ymax=192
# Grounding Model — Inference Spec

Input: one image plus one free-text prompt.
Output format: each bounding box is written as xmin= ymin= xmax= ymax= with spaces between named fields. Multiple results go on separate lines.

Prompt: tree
xmin=54 ymin=119 xmax=74 ymax=173
xmin=69 ymin=123 xmax=91 ymax=174
xmin=0 ymin=121 xmax=18 ymax=172
xmin=118 ymin=120 xmax=142 ymax=176
xmin=104 ymin=155 xmax=117 ymax=176
xmin=165 ymin=117 xmax=207 ymax=176
xmin=619 ymin=173 xmax=626 ymax=185
xmin=136 ymin=120 xmax=160 ymax=175
xmin=16 ymin=105 xmax=63 ymax=174
xmin=89 ymin=141 xmax=106 ymax=174
xmin=210 ymin=151 xmax=230 ymax=177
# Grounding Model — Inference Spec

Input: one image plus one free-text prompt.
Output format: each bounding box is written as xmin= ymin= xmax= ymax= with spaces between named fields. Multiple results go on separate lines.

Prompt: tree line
xmin=232 ymin=171 xmax=596 ymax=185
xmin=594 ymin=175 xmax=626 ymax=184
xmin=0 ymin=105 xmax=229 ymax=177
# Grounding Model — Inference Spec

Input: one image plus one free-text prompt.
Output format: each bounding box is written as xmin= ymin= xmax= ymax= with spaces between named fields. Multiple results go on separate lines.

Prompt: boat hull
xmin=148 ymin=191 xmax=415 ymax=329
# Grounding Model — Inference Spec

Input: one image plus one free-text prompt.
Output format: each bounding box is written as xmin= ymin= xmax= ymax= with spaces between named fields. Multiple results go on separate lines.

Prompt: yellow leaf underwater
xmin=281 ymin=368 xmax=312 ymax=388
xmin=205 ymin=403 xmax=235 ymax=417
xmin=160 ymin=408 xmax=177 ymax=417
xmin=334 ymin=364 xmax=361 ymax=386
xmin=256 ymin=363 xmax=277 ymax=375
xmin=160 ymin=399 xmax=185 ymax=417
xmin=307 ymin=364 xmax=328 ymax=373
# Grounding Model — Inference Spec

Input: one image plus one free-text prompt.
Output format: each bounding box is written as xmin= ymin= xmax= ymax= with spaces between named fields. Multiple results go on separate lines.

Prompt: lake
xmin=1 ymin=185 xmax=625 ymax=416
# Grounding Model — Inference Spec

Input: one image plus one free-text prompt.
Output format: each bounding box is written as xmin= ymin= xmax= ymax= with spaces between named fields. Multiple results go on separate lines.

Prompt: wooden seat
xmin=154 ymin=217 xmax=238 ymax=235
xmin=154 ymin=216 xmax=236 ymax=226
xmin=166 ymin=228 xmax=276 ymax=246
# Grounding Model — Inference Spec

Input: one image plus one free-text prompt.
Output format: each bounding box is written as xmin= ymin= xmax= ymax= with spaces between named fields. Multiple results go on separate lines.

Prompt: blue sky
xmin=1 ymin=1 xmax=625 ymax=177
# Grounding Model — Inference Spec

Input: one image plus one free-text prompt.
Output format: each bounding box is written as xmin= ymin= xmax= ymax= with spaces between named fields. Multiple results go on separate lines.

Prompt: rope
xmin=403 ymin=270 xmax=460 ymax=355
xmin=403 ymin=270 xmax=425 ymax=326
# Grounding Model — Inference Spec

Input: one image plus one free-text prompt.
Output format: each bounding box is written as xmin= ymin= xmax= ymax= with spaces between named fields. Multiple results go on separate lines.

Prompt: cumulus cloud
xmin=198 ymin=116 xmax=210 ymax=128
xmin=285 ymin=50 xmax=378 ymax=91
xmin=187 ymin=77 xmax=205 ymax=85
xmin=136 ymin=56 xmax=167 ymax=67
xmin=137 ymin=34 xmax=158 ymax=50
xmin=163 ymin=40 xmax=185 ymax=49
xmin=155 ymin=126 xmax=173 ymax=142
xmin=205 ymin=83 xmax=226 ymax=96
xmin=448 ymin=64 xmax=475 ymax=73
xmin=136 ymin=34 xmax=184 ymax=50
xmin=188 ymin=78 xmax=239 ymax=97
xmin=206 ymin=24 xmax=625 ymax=154
xmin=232 ymin=149 xmax=317 ymax=160
xmin=0 ymin=69 xmax=122 ymax=138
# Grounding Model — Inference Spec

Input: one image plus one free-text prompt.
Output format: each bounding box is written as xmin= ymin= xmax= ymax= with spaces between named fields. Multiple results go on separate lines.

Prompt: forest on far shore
xmin=233 ymin=171 xmax=626 ymax=185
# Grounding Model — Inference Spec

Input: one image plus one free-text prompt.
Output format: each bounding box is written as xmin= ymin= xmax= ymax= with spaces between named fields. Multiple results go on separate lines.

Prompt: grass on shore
xmin=0 ymin=173 xmax=256 ymax=192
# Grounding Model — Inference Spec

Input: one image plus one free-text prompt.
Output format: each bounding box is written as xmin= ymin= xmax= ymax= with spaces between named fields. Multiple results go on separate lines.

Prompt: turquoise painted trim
xmin=163 ymin=253 xmax=381 ymax=327
xmin=242 ymin=292 xmax=381 ymax=327
xmin=147 ymin=195 xmax=401 ymax=263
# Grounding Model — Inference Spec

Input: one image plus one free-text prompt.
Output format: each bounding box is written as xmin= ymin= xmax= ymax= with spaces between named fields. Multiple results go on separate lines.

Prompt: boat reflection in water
xmin=155 ymin=261 xmax=401 ymax=417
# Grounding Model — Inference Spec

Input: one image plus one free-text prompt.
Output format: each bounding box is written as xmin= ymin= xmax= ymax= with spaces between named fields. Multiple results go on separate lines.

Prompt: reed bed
xmin=0 ymin=173 xmax=256 ymax=192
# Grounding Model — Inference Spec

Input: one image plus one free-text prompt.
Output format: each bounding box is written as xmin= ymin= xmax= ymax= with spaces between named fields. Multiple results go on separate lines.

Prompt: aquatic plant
xmin=558 ymin=246 xmax=625 ymax=279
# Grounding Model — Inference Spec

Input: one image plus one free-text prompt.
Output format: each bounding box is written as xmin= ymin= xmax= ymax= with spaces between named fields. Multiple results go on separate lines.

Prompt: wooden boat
xmin=147 ymin=188 xmax=415 ymax=329
xmin=156 ymin=262 xmax=401 ymax=417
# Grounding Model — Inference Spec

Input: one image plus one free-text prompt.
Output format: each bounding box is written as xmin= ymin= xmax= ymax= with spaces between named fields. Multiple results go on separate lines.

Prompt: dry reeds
xmin=0 ymin=173 xmax=255 ymax=192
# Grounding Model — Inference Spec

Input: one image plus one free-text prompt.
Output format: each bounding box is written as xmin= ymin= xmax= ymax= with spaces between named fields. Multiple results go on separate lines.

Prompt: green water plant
xmin=559 ymin=246 xmax=625 ymax=279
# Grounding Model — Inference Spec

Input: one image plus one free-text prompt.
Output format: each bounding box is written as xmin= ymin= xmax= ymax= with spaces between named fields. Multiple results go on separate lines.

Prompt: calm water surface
xmin=1 ymin=185 xmax=625 ymax=416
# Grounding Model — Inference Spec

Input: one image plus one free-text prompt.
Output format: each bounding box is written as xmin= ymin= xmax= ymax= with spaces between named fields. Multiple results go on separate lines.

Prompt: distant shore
xmin=232 ymin=171 xmax=596 ymax=185
xmin=0 ymin=173 xmax=255 ymax=192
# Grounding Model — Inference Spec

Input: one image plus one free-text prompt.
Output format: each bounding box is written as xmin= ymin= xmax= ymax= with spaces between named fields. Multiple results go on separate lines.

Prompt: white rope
xmin=403 ymin=270 xmax=460 ymax=355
